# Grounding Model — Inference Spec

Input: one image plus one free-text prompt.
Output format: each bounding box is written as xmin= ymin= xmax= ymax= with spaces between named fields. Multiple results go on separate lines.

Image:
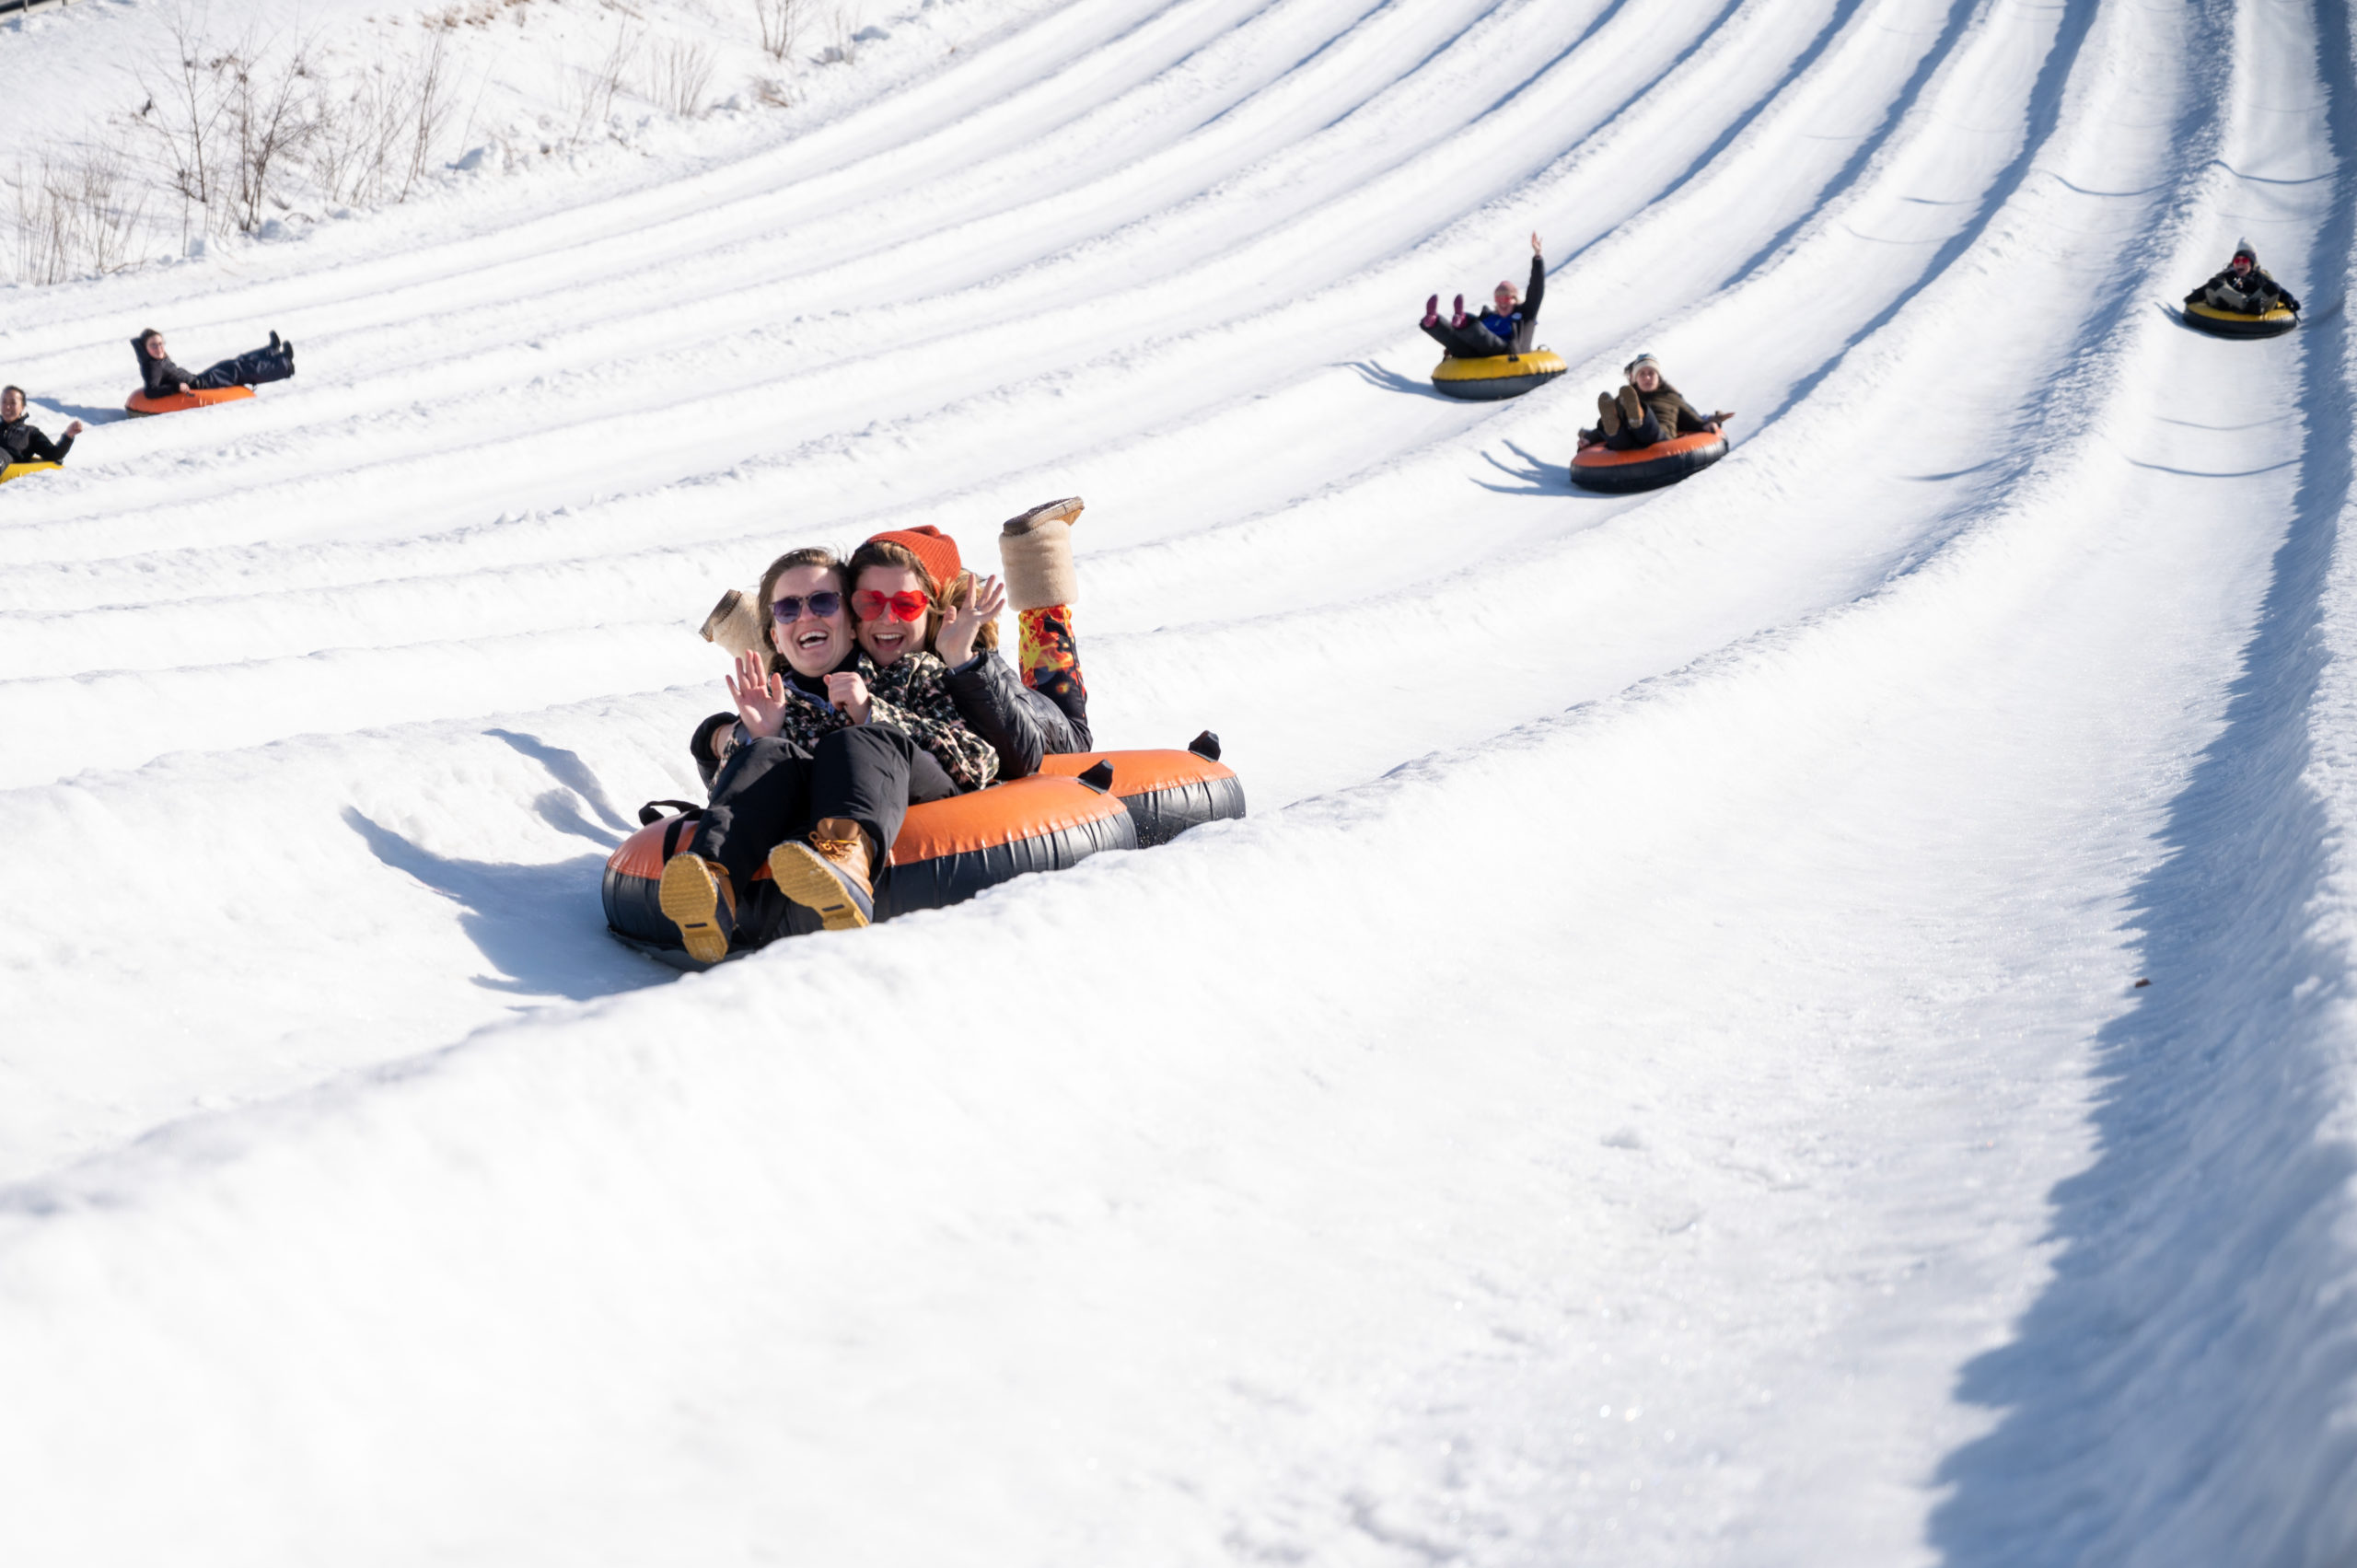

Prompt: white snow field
xmin=7 ymin=0 xmax=2357 ymax=1558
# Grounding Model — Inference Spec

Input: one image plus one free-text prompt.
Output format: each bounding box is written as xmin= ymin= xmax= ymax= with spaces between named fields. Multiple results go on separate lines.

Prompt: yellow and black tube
xmin=1431 ymin=349 xmax=1568 ymax=401
xmin=2183 ymin=299 xmax=2298 ymax=339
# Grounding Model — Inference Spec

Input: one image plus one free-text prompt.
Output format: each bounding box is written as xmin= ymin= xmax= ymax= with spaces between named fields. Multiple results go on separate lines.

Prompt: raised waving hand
xmin=935 ymin=573 xmax=1007 ymax=668
xmin=726 ymin=647 xmax=789 ymax=738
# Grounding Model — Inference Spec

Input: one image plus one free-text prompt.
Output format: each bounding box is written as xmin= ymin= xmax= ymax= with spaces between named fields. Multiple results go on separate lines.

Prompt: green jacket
xmin=1638 ymin=377 xmax=1712 ymax=438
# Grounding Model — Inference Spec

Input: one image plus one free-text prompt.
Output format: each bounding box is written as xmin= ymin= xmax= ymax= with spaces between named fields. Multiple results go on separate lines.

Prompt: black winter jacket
xmin=943 ymin=651 xmax=1084 ymax=779
xmin=2186 ymin=264 xmax=2299 ymax=314
xmin=133 ymin=337 xmax=197 ymax=399
xmin=0 ymin=416 xmax=73 ymax=465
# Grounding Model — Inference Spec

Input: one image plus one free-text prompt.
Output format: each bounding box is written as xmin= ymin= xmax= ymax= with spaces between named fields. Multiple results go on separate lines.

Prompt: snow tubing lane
xmin=1430 ymin=349 xmax=1568 ymax=401
xmin=1036 ymin=747 xmax=1245 ymax=847
xmin=0 ymin=462 xmax=62 ymax=485
xmin=603 ymin=772 xmax=1137 ymax=957
xmin=123 ymin=386 xmax=258 ymax=417
xmin=1570 ymin=431 xmax=1729 ymax=493
xmin=2182 ymin=300 xmax=2299 ymax=339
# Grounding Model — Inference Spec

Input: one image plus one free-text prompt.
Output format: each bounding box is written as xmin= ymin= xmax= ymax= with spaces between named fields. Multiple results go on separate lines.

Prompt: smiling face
xmin=853 ymin=563 xmax=931 ymax=667
xmin=0 ymin=389 xmax=22 ymax=423
xmin=1493 ymin=281 xmax=1518 ymax=312
xmin=769 ymin=563 xmax=852 ymax=679
xmin=2231 ymin=254 xmax=2253 ymax=274
xmin=143 ymin=332 xmax=166 ymax=359
xmin=1631 ymin=364 xmax=1663 ymax=394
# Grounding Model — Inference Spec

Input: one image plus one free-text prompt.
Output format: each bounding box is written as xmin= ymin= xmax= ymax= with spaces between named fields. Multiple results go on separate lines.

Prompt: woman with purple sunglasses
xmin=657 ymin=544 xmax=998 ymax=958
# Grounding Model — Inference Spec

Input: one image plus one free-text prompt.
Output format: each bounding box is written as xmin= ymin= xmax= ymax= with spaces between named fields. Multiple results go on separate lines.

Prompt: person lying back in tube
xmin=696 ymin=501 xmax=1095 ymax=786
xmin=660 ymin=540 xmax=1002 ymax=955
xmin=1421 ymin=231 xmax=1546 ymax=358
xmin=0 ymin=386 xmax=83 ymax=465
xmin=2185 ymin=239 xmax=2300 ymax=317
xmin=133 ymin=325 xmax=296 ymax=399
xmin=1576 ymin=354 xmax=1735 ymax=452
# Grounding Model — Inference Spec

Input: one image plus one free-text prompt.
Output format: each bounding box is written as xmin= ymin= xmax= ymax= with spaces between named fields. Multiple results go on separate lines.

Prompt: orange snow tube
xmin=124 ymin=386 xmax=257 ymax=417
xmin=604 ymin=772 xmax=1138 ymax=960
xmin=1570 ymin=429 xmax=1728 ymax=493
xmin=1037 ymin=735 xmax=1245 ymax=846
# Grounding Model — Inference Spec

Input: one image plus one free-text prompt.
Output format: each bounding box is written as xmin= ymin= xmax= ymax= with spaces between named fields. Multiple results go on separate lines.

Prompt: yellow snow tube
xmin=2184 ymin=300 xmax=2297 ymax=339
xmin=0 ymin=462 xmax=62 ymax=485
xmin=1431 ymin=349 xmax=1568 ymax=401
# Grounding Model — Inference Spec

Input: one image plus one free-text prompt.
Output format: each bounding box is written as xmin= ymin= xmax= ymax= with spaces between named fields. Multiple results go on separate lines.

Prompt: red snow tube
xmin=604 ymin=772 xmax=1138 ymax=959
xmin=1570 ymin=430 xmax=1727 ymax=493
xmin=124 ymin=386 xmax=257 ymax=417
xmin=1036 ymin=733 xmax=1245 ymax=846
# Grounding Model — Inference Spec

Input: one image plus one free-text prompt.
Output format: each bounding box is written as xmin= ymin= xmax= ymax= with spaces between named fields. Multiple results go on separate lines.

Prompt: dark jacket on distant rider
xmin=2186 ymin=245 xmax=2300 ymax=315
xmin=0 ymin=416 xmax=74 ymax=465
xmin=1423 ymin=253 xmax=1547 ymax=358
xmin=1476 ymin=253 xmax=1547 ymax=353
xmin=133 ymin=334 xmax=296 ymax=399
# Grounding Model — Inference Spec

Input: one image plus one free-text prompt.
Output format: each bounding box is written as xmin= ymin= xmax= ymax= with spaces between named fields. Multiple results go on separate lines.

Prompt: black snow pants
xmin=689 ymin=724 xmax=960 ymax=893
xmin=190 ymin=344 xmax=295 ymax=390
xmin=1422 ymin=319 xmax=1515 ymax=359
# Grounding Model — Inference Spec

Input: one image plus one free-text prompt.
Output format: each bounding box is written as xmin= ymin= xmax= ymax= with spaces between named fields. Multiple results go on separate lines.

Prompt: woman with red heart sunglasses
xmin=845 ymin=508 xmax=1093 ymax=784
xmin=657 ymin=541 xmax=1001 ymax=956
xmin=690 ymin=501 xmax=1095 ymax=782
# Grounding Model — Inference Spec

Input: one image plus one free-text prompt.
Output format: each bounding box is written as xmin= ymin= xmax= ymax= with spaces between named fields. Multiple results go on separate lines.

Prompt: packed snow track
xmin=6 ymin=0 xmax=2357 ymax=1561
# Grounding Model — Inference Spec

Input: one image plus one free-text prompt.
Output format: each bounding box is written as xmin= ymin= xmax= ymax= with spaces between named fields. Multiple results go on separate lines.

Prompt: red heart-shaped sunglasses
xmin=852 ymin=589 xmax=931 ymax=623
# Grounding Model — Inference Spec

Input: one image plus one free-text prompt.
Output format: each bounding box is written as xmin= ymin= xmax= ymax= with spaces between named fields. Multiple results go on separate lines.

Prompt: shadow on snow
xmin=341 ymin=728 xmax=676 ymax=999
xmin=1933 ymin=2 xmax=2357 ymax=1557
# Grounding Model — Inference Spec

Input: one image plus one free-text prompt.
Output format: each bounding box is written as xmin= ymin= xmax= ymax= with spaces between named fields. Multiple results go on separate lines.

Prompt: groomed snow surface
xmin=6 ymin=0 xmax=2357 ymax=1560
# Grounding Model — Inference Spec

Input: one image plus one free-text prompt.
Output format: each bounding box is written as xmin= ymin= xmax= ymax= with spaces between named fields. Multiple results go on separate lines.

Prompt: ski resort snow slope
xmin=7 ymin=0 xmax=2357 ymax=1560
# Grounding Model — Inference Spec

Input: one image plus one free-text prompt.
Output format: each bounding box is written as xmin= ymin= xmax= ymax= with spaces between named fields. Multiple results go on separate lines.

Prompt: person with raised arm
xmin=1420 ymin=232 xmax=1548 ymax=359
